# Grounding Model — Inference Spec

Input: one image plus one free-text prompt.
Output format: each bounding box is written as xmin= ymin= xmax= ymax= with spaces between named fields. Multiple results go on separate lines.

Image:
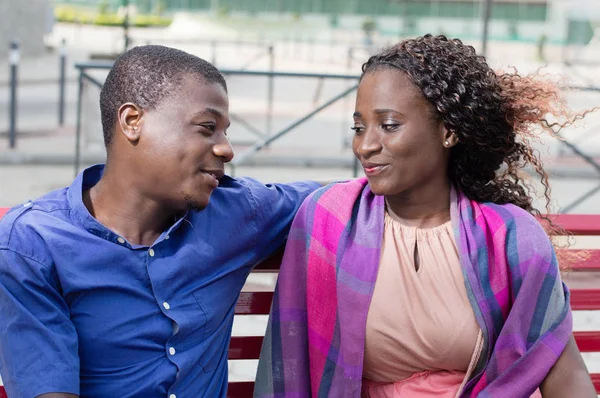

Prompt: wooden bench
xmin=1 ymin=208 xmax=600 ymax=397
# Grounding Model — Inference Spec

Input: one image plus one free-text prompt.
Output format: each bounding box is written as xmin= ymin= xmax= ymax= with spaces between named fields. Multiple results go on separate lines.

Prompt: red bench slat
xmin=575 ymin=331 xmax=600 ymax=352
xmin=226 ymin=381 xmax=254 ymax=398
xmin=592 ymin=374 xmax=600 ymax=394
xmin=229 ymin=336 xmax=263 ymax=360
xmin=567 ymin=250 xmax=600 ymax=271
xmin=235 ymin=292 xmax=274 ymax=315
xmin=0 ymin=386 xmax=5 ymax=398
xmin=254 ymin=250 xmax=283 ymax=271
xmin=571 ymin=289 xmax=600 ymax=311
xmin=545 ymin=214 xmax=600 ymax=235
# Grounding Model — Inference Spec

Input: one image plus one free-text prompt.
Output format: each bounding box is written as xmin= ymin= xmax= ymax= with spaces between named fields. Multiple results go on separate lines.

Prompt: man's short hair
xmin=99 ymin=45 xmax=227 ymax=147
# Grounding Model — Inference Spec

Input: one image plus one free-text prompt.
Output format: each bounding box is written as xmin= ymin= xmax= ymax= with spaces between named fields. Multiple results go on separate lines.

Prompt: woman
xmin=254 ymin=35 xmax=595 ymax=397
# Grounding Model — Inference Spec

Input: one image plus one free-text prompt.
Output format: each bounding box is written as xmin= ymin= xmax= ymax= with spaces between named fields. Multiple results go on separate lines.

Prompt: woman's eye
xmin=382 ymin=123 xmax=400 ymax=131
xmin=351 ymin=126 xmax=364 ymax=134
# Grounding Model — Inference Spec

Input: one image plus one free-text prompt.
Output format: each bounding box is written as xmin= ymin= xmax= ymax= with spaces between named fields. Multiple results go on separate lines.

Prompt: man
xmin=0 ymin=45 xmax=320 ymax=398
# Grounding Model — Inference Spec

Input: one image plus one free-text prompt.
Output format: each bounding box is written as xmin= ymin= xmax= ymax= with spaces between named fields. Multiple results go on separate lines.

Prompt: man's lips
xmin=200 ymin=169 xmax=224 ymax=187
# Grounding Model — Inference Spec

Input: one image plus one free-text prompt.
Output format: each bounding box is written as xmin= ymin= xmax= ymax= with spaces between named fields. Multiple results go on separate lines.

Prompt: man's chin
xmin=183 ymin=194 xmax=210 ymax=212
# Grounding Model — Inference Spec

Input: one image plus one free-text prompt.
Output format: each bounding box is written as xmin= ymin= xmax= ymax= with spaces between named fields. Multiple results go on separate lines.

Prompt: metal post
xmin=123 ymin=0 xmax=130 ymax=52
xmin=353 ymin=157 xmax=360 ymax=177
xmin=481 ymin=0 xmax=493 ymax=57
xmin=8 ymin=40 xmax=19 ymax=149
xmin=341 ymin=47 xmax=354 ymax=150
xmin=266 ymin=45 xmax=274 ymax=138
xmin=211 ymin=41 xmax=217 ymax=65
xmin=58 ymin=39 xmax=67 ymax=126
xmin=74 ymin=70 xmax=84 ymax=176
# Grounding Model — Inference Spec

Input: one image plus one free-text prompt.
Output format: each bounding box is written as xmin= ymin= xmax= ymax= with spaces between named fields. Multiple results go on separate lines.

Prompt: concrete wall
xmin=0 ymin=0 xmax=53 ymax=57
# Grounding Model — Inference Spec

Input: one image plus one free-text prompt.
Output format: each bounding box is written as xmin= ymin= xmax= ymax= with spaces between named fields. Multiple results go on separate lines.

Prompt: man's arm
xmin=540 ymin=335 xmax=596 ymax=397
xmin=312 ymin=178 xmax=346 ymax=187
xmin=247 ymin=179 xmax=321 ymax=260
xmin=0 ymin=248 xmax=80 ymax=398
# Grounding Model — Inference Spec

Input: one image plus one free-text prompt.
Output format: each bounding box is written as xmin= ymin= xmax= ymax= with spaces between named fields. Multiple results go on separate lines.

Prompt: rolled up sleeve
xmin=0 ymin=248 xmax=79 ymax=398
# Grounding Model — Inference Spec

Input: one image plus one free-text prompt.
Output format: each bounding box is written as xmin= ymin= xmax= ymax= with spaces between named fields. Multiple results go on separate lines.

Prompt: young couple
xmin=0 ymin=36 xmax=594 ymax=398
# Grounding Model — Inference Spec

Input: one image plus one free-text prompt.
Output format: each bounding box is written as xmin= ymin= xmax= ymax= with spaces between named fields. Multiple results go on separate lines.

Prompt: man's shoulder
xmin=213 ymin=175 xmax=319 ymax=203
xmin=0 ymin=188 xmax=72 ymax=258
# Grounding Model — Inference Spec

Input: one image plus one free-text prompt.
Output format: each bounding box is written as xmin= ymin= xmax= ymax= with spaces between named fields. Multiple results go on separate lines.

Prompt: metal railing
xmin=70 ymin=61 xmax=600 ymax=214
xmin=73 ymin=62 xmax=360 ymax=174
xmin=4 ymin=40 xmax=70 ymax=149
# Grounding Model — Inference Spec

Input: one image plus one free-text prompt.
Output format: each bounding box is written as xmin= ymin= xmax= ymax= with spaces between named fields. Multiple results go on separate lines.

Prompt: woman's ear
xmin=442 ymin=129 xmax=459 ymax=149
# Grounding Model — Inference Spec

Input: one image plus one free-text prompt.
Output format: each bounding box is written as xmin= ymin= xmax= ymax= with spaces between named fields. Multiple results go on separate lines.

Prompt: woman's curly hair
xmin=362 ymin=34 xmax=590 ymax=261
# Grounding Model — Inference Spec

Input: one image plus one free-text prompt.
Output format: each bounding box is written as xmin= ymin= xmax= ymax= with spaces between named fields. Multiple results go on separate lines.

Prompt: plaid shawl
xmin=254 ymin=178 xmax=572 ymax=398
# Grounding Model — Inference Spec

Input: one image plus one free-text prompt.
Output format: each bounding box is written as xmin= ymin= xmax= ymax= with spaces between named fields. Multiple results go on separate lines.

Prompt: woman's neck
xmin=385 ymin=181 xmax=452 ymax=229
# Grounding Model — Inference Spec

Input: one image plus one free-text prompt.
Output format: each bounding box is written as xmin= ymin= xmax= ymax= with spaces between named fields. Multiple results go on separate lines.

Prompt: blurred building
xmin=55 ymin=0 xmax=599 ymax=45
xmin=0 ymin=0 xmax=53 ymax=56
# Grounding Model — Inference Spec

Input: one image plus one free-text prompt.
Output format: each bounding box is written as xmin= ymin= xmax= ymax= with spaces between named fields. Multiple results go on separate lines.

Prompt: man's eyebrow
xmin=191 ymin=107 xmax=224 ymax=119
xmin=191 ymin=108 xmax=231 ymax=128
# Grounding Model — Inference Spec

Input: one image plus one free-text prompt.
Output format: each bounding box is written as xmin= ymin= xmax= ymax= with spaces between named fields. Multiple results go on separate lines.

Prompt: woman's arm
xmin=540 ymin=335 xmax=596 ymax=397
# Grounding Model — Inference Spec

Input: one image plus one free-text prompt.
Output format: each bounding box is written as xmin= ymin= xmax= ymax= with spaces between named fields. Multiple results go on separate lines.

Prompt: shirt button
xmin=149 ymin=248 xmax=155 ymax=257
xmin=117 ymin=237 xmax=125 ymax=244
xmin=169 ymin=395 xmax=176 ymax=398
xmin=163 ymin=302 xmax=170 ymax=310
xmin=23 ymin=202 xmax=32 ymax=208
xmin=165 ymin=235 xmax=170 ymax=240
xmin=169 ymin=347 xmax=176 ymax=355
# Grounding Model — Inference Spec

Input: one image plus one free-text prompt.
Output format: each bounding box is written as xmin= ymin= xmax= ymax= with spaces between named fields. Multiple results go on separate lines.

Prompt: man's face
xmin=134 ymin=75 xmax=234 ymax=211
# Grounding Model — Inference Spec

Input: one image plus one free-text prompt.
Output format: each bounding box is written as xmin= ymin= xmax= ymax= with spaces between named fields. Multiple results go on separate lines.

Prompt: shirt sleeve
xmin=246 ymin=179 xmax=321 ymax=262
xmin=0 ymin=248 xmax=80 ymax=398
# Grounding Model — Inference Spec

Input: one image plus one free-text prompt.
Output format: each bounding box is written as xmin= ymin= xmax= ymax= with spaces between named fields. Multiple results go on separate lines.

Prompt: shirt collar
xmin=67 ymin=164 xmax=188 ymax=247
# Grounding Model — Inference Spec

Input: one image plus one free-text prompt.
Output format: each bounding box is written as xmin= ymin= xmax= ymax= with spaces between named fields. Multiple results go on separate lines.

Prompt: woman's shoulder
xmin=477 ymin=201 xmax=553 ymax=255
xmin=478 ymin=201 xmax=541 ymax=229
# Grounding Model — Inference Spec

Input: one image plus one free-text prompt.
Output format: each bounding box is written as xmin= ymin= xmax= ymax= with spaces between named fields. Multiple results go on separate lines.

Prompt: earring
xmin=444 ymin=140 xmax=449 ymax=147
xmin=133 ymin=127 xmax=139 ymax=131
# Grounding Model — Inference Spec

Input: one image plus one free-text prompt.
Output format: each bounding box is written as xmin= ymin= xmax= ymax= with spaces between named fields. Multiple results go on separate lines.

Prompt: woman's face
xmin=352 ymin=68 xmax=453 ymax=197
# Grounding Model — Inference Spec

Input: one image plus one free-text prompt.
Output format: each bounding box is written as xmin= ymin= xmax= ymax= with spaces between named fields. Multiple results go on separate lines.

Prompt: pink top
xmin=362 ymin=213 xmax=481 ymax=397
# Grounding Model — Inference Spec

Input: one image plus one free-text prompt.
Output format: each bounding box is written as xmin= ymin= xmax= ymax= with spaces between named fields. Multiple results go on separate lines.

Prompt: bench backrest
xmin=0 ymin=208 xmax=599 ymax=397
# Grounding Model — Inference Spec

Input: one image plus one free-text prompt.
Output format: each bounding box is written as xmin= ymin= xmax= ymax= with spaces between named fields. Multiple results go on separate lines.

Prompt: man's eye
xmin=198 ymin=124 xmax=216 ymax=132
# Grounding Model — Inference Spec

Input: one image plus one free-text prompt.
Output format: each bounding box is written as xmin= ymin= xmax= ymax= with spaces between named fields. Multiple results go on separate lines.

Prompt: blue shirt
xmin=0 ymin=164 xmax=319 ymax=398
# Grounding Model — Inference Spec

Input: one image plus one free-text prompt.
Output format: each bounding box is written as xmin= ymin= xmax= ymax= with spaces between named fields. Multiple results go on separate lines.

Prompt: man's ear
xmin=117 ymin=103 xmax=143 ymax=143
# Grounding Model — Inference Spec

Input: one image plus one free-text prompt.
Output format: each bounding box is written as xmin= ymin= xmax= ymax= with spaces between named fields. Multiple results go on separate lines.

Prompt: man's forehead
xmin=173 ymin=77 xmax=228 ymax=109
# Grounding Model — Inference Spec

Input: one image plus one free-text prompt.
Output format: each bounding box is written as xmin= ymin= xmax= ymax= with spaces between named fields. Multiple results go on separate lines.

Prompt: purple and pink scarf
xmin=254 ymin=178 xmax=572 ymax=397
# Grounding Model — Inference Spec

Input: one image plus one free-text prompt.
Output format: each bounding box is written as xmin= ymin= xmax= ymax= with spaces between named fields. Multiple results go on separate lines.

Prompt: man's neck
xmin=83 ymin=167 xmax=180 ymax=246
xmin=385 ymin=179 xmax=451 ymax=229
